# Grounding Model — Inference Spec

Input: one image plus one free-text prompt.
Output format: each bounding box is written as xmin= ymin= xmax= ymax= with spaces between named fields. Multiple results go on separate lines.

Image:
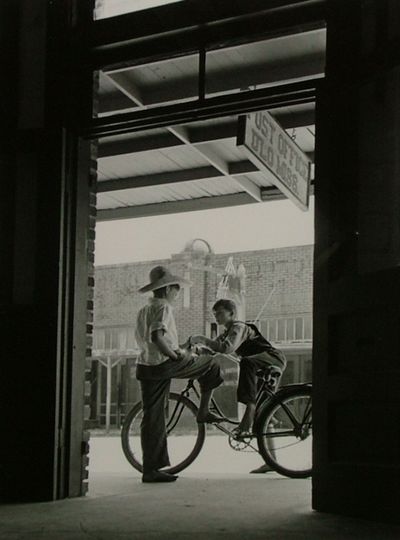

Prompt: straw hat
xmin=138 ymin=265 xmax=192 ymax=293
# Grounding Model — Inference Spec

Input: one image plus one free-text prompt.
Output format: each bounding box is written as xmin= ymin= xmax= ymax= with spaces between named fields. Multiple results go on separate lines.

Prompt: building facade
xmin=90 ymin=241 xmax=313 ymax=428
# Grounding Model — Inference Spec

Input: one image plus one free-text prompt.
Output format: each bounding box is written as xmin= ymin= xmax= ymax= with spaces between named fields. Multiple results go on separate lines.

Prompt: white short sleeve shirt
xmin=135 ymin=297 xmax=179 ymax=366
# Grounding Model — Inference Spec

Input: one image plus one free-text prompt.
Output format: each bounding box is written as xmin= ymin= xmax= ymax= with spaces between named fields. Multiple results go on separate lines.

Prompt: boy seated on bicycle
xmin=190 ymin=299 xmax=286 ymax=437
xmin=135 ymin=265 xmax=224 ymax=483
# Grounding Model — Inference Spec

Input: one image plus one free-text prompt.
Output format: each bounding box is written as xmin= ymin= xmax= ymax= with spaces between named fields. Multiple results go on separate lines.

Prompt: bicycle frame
xmin=179 ymin=377 xmax=311 ymax=440
xmin=180 ymin=375 xmax=276 ymax=429
xmin=121 ymin=375 xmax=312 ymax=477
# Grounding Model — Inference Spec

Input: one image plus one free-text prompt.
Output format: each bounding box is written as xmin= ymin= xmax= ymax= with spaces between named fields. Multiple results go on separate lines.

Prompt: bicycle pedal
xmin=235 ymin=434 xmax=254 ymax=442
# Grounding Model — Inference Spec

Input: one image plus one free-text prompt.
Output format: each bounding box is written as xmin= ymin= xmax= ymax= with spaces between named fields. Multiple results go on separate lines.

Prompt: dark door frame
xmin=84 ymin=0 xmax=326 ymax=139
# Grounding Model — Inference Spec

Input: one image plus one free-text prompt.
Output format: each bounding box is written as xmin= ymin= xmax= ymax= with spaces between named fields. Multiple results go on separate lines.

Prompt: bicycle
xmin=121 ymin=365 xmax=312 ymax=479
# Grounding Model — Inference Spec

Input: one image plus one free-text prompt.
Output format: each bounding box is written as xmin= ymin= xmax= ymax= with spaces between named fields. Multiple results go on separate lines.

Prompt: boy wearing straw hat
xmin=135 ymin=265 xmax=224 ymax=483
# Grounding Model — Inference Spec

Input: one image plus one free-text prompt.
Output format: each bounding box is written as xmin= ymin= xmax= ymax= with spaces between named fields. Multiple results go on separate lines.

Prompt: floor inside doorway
xmin=1 ymin=435 xmax=399 ymax=539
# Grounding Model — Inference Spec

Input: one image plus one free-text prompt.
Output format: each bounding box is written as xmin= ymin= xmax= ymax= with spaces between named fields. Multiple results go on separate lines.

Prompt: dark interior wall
xmin=0 ymin=1 xmax=18 ymax=314
xmin=0 ymin=0 xmax=64 ymax=502
xmin=0 ymin=0 xmax=35 ymax=502
xmin=0 ymin=0 xmax=94 ymax=502
xmin=313 ymin=0 xmax=400 ymax=522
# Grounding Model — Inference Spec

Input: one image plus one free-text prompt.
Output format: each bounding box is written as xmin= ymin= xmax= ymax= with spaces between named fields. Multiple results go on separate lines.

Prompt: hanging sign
xmin=237 ymin=111 xmax=311 ymax=210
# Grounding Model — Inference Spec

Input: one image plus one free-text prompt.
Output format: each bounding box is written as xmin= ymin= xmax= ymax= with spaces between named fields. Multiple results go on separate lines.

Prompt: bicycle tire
xmin=121 ymin=392 xmax=206 ymax=474
xmin=256 ymin=385 xmax=312 ymax=478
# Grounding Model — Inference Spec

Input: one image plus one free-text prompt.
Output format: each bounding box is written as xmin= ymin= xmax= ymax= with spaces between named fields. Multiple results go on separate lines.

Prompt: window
xmin=252 ymin=315 xmax=312 ymax=344
xmin=287 ymin=318 xmax=295 ymax=341
xmin=277 ymin=319 xmax=286 ymax=341
xmin=295 ymin=318 xmax=304 ymax=340
xmin=93 ymin=326 xmax=138 ymax=352
xmin=268 ymin=320 xmax=277 ymax=342
xmin=304 ymin=316 xmax=312 ymax=340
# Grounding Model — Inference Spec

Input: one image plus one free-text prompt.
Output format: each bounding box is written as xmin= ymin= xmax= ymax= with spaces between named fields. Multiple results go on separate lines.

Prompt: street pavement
xmin=89 ymin=431 xmax=273 ymax=480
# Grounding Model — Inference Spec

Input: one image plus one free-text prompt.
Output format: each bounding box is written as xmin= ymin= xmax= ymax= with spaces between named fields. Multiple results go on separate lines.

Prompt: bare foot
xmin=197 ymin=411 xmax=224 ymax=423
xmin=237 ymin=420 xmax=252 ymax=432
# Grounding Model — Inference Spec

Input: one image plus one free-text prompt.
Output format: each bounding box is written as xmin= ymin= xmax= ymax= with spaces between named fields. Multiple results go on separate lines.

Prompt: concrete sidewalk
xmin=1 ymin=436 xmax=398 ymax=539
xmin=1 ymin=472 xmax=400 ymax=540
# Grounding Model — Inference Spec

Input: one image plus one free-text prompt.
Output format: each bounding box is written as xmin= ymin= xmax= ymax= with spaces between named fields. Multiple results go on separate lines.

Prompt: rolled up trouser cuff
xmin=197 ymin=357 xmax=223 ymax=392
xmin=199 ymin=375 xmax=224 ymax=393
xmin=237 ymin=354 xmax=280 ymax=404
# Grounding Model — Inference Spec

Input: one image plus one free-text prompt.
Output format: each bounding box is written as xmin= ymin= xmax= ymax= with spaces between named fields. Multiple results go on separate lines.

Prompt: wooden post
xmin=116 ymin=361 xmax=122 ymax=428
xmin=96 ymin=361 xmax=102 ymax=424
xmin=106 ymin=357 xmax=112 ymax=434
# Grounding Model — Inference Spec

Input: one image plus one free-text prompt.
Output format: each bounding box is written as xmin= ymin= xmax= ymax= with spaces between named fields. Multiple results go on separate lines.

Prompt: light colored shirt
xmin=135 ymin=297 xmax=179 ymax=366
xmin=213 ymin=321 xmax=255 ymax=354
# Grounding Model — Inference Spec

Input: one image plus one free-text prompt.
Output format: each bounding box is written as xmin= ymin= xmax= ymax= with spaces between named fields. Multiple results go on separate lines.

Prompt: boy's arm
xmin=151 ymin=329 xmax=185 ymax=361
xmin=190 ymin=334 xmax=219 ymax=352
xmin=179 ymin=338 xmax=191 ymax=350
xmin=191 ymin=324 xmax=246 ymax=354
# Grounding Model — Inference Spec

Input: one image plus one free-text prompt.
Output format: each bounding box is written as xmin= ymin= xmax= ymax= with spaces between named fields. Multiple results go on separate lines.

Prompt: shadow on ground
xmin=1 ymin=472 xmax=400 ymax=540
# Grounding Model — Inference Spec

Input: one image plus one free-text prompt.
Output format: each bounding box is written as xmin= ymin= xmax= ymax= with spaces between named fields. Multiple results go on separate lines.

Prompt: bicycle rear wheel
xmin=257 ymin=386 xmax=312 ymax=478
xmin=121 ymin=392 xmax=206 ymax=474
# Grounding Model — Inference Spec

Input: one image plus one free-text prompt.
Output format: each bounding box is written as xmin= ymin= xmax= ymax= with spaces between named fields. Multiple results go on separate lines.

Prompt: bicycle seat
xmin=256 ymin=365 xmax=282 ymax=391
xmin=256 ymin=365 xmax=282 ymax=380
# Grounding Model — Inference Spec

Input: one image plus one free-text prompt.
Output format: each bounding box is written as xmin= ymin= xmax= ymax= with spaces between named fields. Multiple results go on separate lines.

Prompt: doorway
xmin=86 ymin=17 xmax=324 ymax=489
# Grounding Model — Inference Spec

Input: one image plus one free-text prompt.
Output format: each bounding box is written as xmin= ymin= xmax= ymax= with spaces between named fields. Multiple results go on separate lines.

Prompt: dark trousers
xmin=237 ymin=350 xmax=286 ymax=405
xmin=136 ymin=355 xmax=223 ymax=473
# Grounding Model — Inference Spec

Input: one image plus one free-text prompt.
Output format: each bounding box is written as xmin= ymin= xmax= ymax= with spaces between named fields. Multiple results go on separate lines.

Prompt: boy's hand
xmin=175 ymin=347 xmax=193 ymax=361
xmin=176 ymin=347 xmax=199 ymax=361
xmin=190 ymin=335 xmax=206 ymax=345
xmin=180 ymin=339 xmax=191 ymax=350
xmin=193 ymin=344 xmax=213 ymax=355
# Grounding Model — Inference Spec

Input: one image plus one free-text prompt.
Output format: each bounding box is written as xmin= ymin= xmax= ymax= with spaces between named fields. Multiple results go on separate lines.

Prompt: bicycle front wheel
xmin=257 ymin=386 xmax=312 ymax=478
xmin=121 ymin=392 xmax=206 ymax=475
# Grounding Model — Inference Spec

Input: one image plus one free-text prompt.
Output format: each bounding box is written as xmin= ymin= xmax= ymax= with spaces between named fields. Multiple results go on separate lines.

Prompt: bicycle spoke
xmin=264 ymin=440 xmax=307 ymax=451
xmin=260 ymin=429 xmax=296 ymax=438
xmin=301 ymin=397 xmax=312 ymax=425
xmin=166 ymin=402 xmax=186 ymax=433
xmin=279 ymin=401 xmax=301 ymax=430
xmin=121 ymin=393 xmax=205 ymax=475
xmin=257 ymin=388 xmax=312 ymax=478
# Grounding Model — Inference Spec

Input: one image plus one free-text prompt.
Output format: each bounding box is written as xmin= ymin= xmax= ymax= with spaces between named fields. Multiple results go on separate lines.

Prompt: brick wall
xmin=94 ymin=258 xmax=169 ymax=326
xmin=83 ymin=71 xmax=99 ymax=454
xmin=206 ymin=245 xmax=314 ymax=326
xmin=85 ymin=144 xmax=98 ymax=420
xmin=93 ymin=244 xmax=314 ymax=341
